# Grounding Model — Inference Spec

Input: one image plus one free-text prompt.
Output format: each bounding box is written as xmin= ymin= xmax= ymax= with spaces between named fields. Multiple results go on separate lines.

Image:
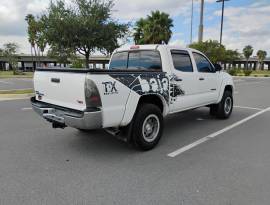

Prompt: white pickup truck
xmin=31 ymin=45 xmax=234 ymax=150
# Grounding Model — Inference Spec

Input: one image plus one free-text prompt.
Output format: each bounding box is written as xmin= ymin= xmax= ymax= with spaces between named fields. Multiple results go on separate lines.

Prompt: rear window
xmin=109 ymin=50 xmax=162 ymax=71
xmin=109 ymin=52 xmax=128 ymax=70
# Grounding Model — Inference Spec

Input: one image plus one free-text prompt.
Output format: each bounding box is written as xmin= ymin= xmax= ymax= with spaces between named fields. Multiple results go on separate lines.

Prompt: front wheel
xmin=132 ymin=104 xmax=163 ymax=151
xmin=211 ymin=90 xmax=233 ymax=119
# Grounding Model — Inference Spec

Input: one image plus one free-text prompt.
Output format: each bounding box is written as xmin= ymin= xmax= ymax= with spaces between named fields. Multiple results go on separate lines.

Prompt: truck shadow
xmin=64 ymin=108 xmax=215 ymax=158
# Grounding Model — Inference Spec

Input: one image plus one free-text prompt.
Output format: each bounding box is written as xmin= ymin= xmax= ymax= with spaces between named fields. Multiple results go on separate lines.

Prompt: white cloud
xmin=0 ymin=0 xmax=269 ymax=56
xmin=0 ymin=35 xmax=30 ymax=54
xmin=113 ymin=0 xmax=192 ymax=21
xmin=169 ymin=39 xmax=186 ymax=47
xmin=205 ymin=2 xmax=270 ymax=54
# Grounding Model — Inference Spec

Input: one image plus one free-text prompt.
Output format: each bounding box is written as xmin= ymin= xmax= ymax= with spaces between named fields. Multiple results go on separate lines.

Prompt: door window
xmin=171 ymin=51 xmax=193 ymax=72
xmin=193 ymin=53 xmax=214 ymax=73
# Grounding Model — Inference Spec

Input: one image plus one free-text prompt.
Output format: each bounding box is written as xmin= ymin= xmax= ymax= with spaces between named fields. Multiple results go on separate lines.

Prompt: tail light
xmin=85 ymin=76 xmax=102 ymax=109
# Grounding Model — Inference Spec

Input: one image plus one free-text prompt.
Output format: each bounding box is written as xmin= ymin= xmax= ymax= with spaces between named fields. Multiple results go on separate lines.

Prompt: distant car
xmin=31 ymin=45 xmax=234 ymax=150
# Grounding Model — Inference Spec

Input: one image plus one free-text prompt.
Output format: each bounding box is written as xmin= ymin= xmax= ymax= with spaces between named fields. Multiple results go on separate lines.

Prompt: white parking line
xmin=234 ymin=105 xmax=263 ymax=111
xmin=0 ymin=80 xmax=13 ymax=85
xmin=167 ymin=107 xmax=270 ymax=158
xmin=21 ymin=107 xmax=32 ymax=111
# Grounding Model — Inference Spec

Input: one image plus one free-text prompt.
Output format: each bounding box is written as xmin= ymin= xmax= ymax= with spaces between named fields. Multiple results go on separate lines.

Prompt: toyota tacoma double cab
xmin=31 ymin=45 xmax=234 ymax=150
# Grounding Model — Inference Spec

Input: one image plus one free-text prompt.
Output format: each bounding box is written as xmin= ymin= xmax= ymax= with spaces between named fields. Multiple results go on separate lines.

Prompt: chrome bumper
xmin=31 ymin=97 xmax=102 ymax=130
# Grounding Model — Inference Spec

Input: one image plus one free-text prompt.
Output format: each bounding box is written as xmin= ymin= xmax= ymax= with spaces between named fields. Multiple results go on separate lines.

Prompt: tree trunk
xmin=30 ymin=46 xmax=34 ymax=72
xmin=85 ymin=52 xmax=90 ymax=69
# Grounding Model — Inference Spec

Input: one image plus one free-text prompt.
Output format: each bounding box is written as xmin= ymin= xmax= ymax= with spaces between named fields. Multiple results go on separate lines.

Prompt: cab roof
xmin=115 ymin=44 xmax=199 ymax=53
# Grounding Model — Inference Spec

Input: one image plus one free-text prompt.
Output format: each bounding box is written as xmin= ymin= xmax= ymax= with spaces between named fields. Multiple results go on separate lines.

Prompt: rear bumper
xmin=31 ymin=97 xmax=102 ymax=130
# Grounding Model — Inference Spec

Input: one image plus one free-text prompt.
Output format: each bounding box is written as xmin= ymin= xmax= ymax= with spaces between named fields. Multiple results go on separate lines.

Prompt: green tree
xmin=189 ymin=40 xmax=226 ymax=64
xmin=47 ymin=45 xmax=75 ymax=66
xmin=243 ymin=45 xmax=253 ymax=70
xmin=225 ymin=49 xmax=240 ymax=69
xmin=256 ymin=50 xmax=267 ymax=70
xmin=133 ymin=11 xmax=173 ymax=44
xmin=3 ymin=43 xmax=19 ymax=74
xmin=42 ymin=0 xmax=128 ymax=68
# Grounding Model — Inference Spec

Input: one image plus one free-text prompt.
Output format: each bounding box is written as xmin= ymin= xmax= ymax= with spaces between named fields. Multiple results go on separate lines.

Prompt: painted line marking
xmin=0 ymin=97 xmax=30 ymax=102
xmin=196 ymin=118 xmax=205 ymax=121
xmin=0 ymin=80 xmax=13 ymax=85
xmin=0 ymin=88 xmax=33 ymax=92
xmin=167 ymin=107 xmax=270 ymax=158
xmin=234 ymin=105 xmax=263 ymax=111
xmin=21 ymin=107 xmax=32 ymax=111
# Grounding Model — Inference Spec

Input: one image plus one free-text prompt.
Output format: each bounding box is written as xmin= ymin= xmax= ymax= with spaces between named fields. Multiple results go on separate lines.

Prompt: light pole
xmin=198 ymin=0 xmax=204 ymax=42
xmin=216 ymin=0 xmax=230 ymax=45
xmin=190 ymin=0 xmax=194 ymax=44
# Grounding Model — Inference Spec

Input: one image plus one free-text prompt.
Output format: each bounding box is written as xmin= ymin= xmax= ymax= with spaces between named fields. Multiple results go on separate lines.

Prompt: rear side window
xmin=193 ymin=52 xmax=214 ymax=73
xmin=109 ymin=52 xmax=128 ymax=69
xmin=171 ymin=51 xmax=193 ymax=72
xmin=109 ymin=50 xmax=162 ymax=71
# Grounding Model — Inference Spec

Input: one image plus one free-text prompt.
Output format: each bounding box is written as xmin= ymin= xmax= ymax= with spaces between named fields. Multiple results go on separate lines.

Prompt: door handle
xmin=199 ymin=77 xmax=205 ymax=81
xmin=51 ymin=78 xmax=60 ymax=83
xmin=174 ymin=77 xmax=182 ymax=82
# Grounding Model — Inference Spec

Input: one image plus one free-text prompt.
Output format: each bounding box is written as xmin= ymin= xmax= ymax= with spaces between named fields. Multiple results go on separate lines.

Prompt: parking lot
xmin=0 ymin=77 xmax=270 ymax=205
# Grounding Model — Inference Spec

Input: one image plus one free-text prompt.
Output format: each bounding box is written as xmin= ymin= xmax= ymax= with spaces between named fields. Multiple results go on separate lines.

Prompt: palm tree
xmin=134 ymin=18 xmax=147 ymax=44
xmin=256 ymin=50 xmax=267 ymax=70
xmin=25 ymin=14 xmax=38 ymax=57
xmin=243 ymin=45 xmax=253 ymax=70
xmin=133 ymin=11 xmax=173 ymax=44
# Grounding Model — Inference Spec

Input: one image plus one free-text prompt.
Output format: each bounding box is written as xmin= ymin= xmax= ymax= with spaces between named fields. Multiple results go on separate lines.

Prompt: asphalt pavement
xmin=0 ymin=77 xmax=270 ymax=205
xmin=0 ymin=78 xmax=33 ymax=91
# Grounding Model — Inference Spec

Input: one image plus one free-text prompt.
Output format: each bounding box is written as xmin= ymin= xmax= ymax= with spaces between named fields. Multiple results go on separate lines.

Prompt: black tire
xmin=216 ymin=90 xmax=233 ymax=119
xmin=131 ymin=104 xmax=163 ymax=151
xmin=77 ymin=129 xmax=96 ymax=133
xmin=209 ymin=104 xmax=218 ymax=116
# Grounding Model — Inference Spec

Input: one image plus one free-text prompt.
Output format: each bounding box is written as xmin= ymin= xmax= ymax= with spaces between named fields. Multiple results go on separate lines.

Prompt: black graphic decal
xmin=109 ymin=72 xmax=185 ymax=105
xmin=169 ymin=74 xmax=185 ymax=104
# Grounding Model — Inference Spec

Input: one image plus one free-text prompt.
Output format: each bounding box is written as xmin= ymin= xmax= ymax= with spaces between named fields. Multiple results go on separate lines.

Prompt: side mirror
xmin=214 ymin=63 xmax=222 ymax=72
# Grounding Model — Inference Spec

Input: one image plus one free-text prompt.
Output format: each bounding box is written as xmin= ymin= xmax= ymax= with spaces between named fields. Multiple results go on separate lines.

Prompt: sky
xmin=0 ymin=0 xmax=269 ymax=55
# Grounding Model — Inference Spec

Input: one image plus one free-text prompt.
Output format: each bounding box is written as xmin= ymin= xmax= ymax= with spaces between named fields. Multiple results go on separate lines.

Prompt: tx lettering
xmin=102 ymin=81 xmax=118 ymax=95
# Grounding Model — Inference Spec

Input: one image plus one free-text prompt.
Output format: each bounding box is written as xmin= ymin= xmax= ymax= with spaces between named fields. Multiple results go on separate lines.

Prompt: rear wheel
xmin=132 ymin=104 xmax=163 ymax=151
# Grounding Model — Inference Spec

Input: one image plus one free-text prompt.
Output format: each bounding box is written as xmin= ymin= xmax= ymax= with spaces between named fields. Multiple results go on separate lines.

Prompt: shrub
xmin=243 ymin=70 xmax=252 ymax=76
xmin=228 ymin=68 xmax=239 ymax=76
xmin=264 ymin=75 xmax=269 ymax=77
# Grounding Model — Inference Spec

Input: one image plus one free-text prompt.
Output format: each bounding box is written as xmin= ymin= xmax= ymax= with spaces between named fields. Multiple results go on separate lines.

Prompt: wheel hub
xmin=224 ymin=97 xmax=232 ymax=114
xmin=142 ymin=114 xmax=160 ymax=143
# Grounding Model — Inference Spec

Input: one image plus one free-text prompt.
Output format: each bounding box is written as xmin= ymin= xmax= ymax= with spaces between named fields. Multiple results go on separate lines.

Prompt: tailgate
xmin=34 ymin=71 xmax=87 ymax=111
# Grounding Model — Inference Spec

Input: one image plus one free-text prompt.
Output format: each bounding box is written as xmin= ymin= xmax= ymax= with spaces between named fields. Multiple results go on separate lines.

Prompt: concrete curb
xmin=233 ymin=76 xmax=270 ymax=79
xmin=0 ymin=93 xmax=34 ymax=101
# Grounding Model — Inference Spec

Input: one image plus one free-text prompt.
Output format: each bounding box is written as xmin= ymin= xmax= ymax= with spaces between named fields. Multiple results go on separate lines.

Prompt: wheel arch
xmin=217 ymin=83 xmax=234 ymax=103
xmin=120 ymin=93 xmax=168 ymax=127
